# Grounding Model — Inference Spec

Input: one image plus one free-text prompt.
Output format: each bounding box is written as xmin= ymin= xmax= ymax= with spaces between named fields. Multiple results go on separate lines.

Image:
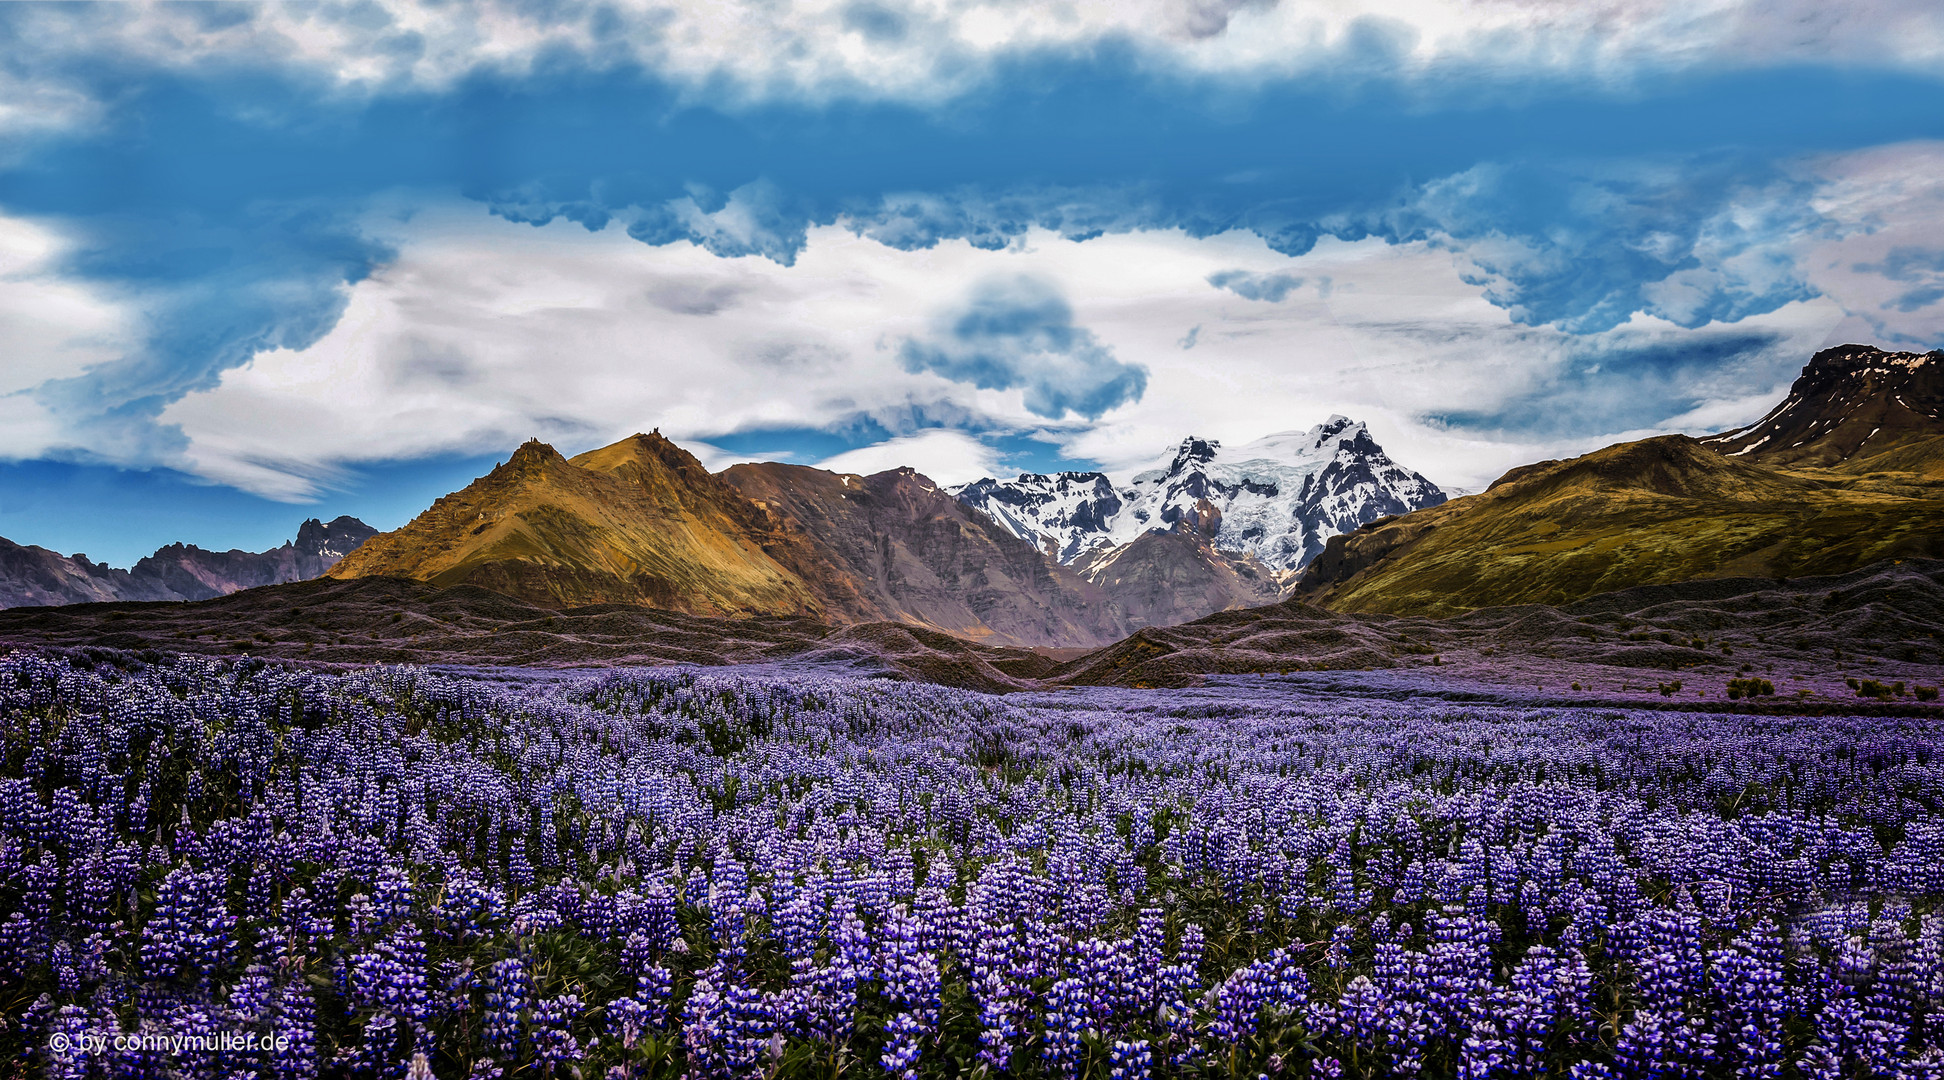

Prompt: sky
xmin=3 ymin=1 xmax=1944 ymax=566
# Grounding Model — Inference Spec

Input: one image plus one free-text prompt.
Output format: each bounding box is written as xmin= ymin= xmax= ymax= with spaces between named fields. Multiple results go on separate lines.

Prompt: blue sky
xmin=4 ymin=1 xmax=1944 ymax=565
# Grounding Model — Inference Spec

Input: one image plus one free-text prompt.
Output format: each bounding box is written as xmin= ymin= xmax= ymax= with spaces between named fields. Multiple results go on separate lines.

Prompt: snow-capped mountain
xmin=952 ymin=417 xmax=1447 ymax=572
xmin=950 ymin=471 xmax=1126 ymax=564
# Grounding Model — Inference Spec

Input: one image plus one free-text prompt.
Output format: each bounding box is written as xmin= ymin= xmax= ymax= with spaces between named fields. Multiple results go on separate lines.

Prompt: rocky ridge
xmin=327 ymin=434 xmax=1138 ymax=648
xmin=0 ymin=516 xmax=376 ymax=610
xmin=717 ymin=462 xmax=1130 ymax=648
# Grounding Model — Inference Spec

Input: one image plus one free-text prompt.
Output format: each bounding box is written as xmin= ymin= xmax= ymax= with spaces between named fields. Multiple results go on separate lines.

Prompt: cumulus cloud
xmin=20 ymin=141 xmax=1942 ymax=503
xmin=7 ymin=202 xmax=395 ymax=473
xmin=897 ymin=276 xmax=1149 ymax=419
xmin=148 ymin=209 xmax=1847 ymax=499
xmin=474 ymin=147 xmax=1899 ymax=343
xmin=152 ymin=213 xmax=1174 ymax=498
xmin=1207 ymin=269 xmax=1305 ymax=302
xmin=0 ymin=214 xmax=136 ymax=462
xmin=19 ymin=139 xmax=1942 ymax=499
xmin=0 ymin=215 xmax=131 ymax=401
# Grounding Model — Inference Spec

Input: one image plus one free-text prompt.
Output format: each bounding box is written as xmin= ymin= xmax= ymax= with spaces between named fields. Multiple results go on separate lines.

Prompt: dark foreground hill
xmin=4 ymin=559 xmax=1939 ymax=708
xmin=1051 ymin=557 xmax=1944 ymax=706
xmin=0 ymin=576 xmax=1064 ymax=692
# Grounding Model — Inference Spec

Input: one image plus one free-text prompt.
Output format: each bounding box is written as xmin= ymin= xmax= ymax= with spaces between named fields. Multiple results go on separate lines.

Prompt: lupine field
xmin=4 ymin=649 xmax=1944 ymax=1079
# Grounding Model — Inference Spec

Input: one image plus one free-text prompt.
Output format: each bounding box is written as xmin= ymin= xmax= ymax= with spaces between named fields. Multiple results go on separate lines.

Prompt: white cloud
xmin=7 ymin=0 xmax=1942 ymax=126
xmin=22 ymin=142 xmax=1942 ymax=499
xmin=815 ymin=429 xmax=1003 ymax=484
xmin=0 ymin=215 xmax=134 ymax=459
xmin=0 ymin=216 xmax=132 ymax=396
xmin=0 ymin=392 xmax=65 ymax=461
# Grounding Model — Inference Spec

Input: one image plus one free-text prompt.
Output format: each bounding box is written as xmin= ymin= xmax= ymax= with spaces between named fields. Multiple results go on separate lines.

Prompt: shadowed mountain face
xmin=1069 ymin=530 xmax=1282 ymax=630
xmin=1293 ymin=347 xmax=1944 ymax=618
xmin=717 ymin=463 xmax=1130 ymax=648
xmin=1700 ymin=344 xmax=1944 ymax=474
xmin=0 ymin=516 xmax=376 ymax=610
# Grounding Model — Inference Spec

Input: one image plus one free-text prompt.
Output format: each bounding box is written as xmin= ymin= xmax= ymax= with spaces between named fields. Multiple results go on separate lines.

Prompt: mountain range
xmin=325 ymin=434 xmax=1134 ymax=647
xmin=1297 ymin=345 xmax=1944 ymax=616
xmin=3 ymin=344 xmax=1939 ymax=667
xmin=952 ymin=416 xmax=1447 ymax=570
xmin=0 ymin=516 xmax=376 ymax=609
xmin=318 ymin=418 xmax=1441 ymax=645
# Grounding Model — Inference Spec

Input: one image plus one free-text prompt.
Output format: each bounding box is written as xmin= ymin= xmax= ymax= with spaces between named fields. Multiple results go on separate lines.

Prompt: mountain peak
xmin=1166 ymin=436 xmax=1220 ymax=474
xmin=956 ymin=419 xmax=1445 ymax=571
xmin=332 ymin=432 xmax=820 ymax=616
xmin=294 ymin=516 xmax=379 ymax=561
xmin=1699 ymin=342 xmax=1944 ymax=472
xmin=504 ymin=438 xmax=566 ymax=472
xmin=1806 ymin=342 xmax=1940 ymax=373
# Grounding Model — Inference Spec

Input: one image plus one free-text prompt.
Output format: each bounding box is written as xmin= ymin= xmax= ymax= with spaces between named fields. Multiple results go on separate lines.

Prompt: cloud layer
xmin=122 ymin=209 xmax=1841 ymax=504
xmin=8 ymin=0 xmax=1944 ymax=116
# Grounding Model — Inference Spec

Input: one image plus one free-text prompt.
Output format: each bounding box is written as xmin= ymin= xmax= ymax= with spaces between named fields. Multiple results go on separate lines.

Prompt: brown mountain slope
xmin=718 ymin=462 xmax=1130 ymax=648
xmin=327 ymin=435 xmax=821 ymax=617
xmin=1294 ymin=434 xmax=1944 ymax=617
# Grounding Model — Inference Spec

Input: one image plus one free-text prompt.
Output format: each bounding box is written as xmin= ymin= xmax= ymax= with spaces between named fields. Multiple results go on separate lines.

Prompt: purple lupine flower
xmin=1041 ymin=977 xmax=1089 ymax=1080
xmin=483 ymin=957 xmax=530 ymax=1058
xmin=1109 ymin=1039 xmax=1153 ymax=1080
xmin=141 ymin=865 xmax=237 ymax=980
xmin=683 ymin=975 xmax=730 ymax=1080
xmin=530 ymin=993 xmax=583 ymax=1069
xmin=881 ymin=1011 xmax=925 ymax=1080
xmin=274 ymin=981 xmax=321 ymax=1080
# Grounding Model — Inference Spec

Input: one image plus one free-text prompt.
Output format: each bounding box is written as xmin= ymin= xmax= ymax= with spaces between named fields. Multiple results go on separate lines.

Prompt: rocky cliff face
xmin=718 ymin=462 xmax=1131 ymax=648
xmin=1069 ymin=531 xmax=1282 ymax=630
xmin=0 ymin=517 xmax=376 ymax=610
xmin=130 ymin=516 xmax=379 ymax=601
